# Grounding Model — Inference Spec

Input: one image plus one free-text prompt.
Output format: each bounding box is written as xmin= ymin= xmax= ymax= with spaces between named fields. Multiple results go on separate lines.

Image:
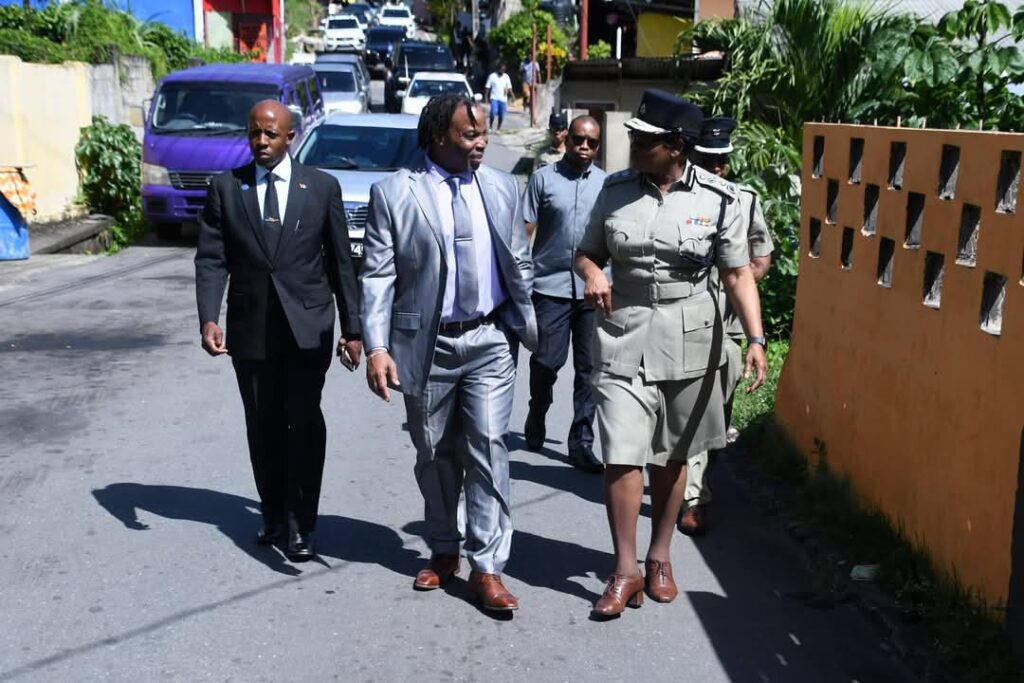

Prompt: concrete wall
xmin=775 ymin=123 xmax=1024 ymax=604
xmin=0 ymin=55 xmax=155 ymax=222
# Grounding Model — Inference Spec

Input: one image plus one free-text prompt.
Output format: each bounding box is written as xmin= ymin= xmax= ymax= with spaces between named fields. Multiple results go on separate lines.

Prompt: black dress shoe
xmin=287 ymin=529 xmax=315 ymax=562
xmin=524 ymin=411 xmax=546 ymax=451
xmin=568 ymin=445 xmax=604 ymax=473
xmin=256 ymin=523 xmax=285 ymax=546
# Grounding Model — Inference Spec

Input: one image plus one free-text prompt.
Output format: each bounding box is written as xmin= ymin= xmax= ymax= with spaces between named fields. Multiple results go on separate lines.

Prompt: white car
xmin=401 ymin=72 xmax=477 ymax=117
xmin=324 ymin=16 xmax=365 ymax=52
xmin=377 ymin=5 xmax=416 ymax=37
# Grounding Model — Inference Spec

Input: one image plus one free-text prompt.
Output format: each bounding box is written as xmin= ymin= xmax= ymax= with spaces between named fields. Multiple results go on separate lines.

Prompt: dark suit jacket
xmin=195 ymin=159 xmax=361 ymax=360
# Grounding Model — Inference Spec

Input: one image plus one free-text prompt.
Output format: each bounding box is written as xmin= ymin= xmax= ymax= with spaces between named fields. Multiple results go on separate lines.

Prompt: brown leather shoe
xmin=413 ymin=554 xmax=460 ymax=590
xmin=591 ymin=573 xmax=645 ymax=618
xmin=467 ymin=572 xmax=519 ymax=611
xmin=678 ymin=504 xmax=708 ymax=536
xmin=644 ymin=559 xmax=678 ymax=603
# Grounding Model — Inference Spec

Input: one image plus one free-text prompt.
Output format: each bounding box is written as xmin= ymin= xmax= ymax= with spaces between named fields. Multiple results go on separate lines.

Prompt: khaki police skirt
xmin=594 ymin=362 xmax=729 ymax=468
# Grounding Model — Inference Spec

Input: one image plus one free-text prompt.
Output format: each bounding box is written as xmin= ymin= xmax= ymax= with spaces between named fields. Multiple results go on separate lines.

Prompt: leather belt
xmin=438 ymin=311 xmax=497 ymax=335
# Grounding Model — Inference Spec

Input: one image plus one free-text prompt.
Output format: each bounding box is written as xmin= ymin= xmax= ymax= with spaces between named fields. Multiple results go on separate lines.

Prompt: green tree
xmin=488 ymin=8 xmax=570 ymax=75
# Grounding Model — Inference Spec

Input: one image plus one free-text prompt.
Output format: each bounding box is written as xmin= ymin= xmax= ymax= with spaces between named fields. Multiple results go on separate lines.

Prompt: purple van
xmin=142 ymin=64 xmax=325 ymax=239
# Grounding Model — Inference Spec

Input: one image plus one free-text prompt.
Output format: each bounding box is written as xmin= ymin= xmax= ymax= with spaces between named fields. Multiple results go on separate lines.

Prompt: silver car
xmin=295 ymin=113 xmax=421 ymax=260
xmin=312 ymin=63 xmax=368 ymax=115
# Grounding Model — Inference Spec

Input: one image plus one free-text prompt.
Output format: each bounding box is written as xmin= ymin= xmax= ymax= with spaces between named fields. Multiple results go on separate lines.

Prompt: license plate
xmin=351 ymin=241 xmax=364 ymax=258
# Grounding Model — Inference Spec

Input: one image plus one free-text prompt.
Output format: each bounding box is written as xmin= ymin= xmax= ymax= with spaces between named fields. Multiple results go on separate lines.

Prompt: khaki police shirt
xmin=578 ymin=163 xmax=750 ymax=382
xmin=722 ymin=185 xmax=775 ymax=339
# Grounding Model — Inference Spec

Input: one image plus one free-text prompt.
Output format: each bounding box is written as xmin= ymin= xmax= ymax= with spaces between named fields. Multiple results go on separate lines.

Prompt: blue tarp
xmin=0 ymin=192 xmax=29 ymax=261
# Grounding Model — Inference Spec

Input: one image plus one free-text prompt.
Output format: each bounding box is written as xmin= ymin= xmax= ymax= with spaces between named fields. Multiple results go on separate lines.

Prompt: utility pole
xmin=546 ymin=23 xmax=552 ymax=82
xmin=530 ymin=22 xmax=537 ymax=127
xmin=472 ymin=0 xmax=480 ymax=40
xmin=580 ymin=0 xmax=588 ymax=59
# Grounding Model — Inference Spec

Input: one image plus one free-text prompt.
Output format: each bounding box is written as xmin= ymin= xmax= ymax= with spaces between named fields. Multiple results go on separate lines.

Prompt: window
xmin=318 ymin=71 xmax=356 ymax=93
xmin=297 ymin=124 xmax=420 ymax=171
xmin=409 ymin=79 xmax=470 ymax=98
xmin=383 ymin=8 xmax=410 ymax=17
xmin=151 ymin=82 xmax=278 ymax=134
xmin=298 ymin=79 xmax=313 ymax=116
xmin=307 ymin=76 xmax=323 ymax=113
xmin=328 ymin=17 xmax=360 ymax=29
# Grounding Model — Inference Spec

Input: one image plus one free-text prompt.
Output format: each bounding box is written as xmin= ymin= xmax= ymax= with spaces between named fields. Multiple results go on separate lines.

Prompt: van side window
xmin=307 ymin=76 xmax=323 ymax=115
xmin=298 ymin=79 xmax=313 ymax=117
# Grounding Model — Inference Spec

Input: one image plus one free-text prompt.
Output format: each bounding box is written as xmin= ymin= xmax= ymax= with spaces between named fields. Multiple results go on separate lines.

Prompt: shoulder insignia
xmin=692 ymin=165 xmax=738 ymax=201
xmin=604 ymin=169 xmax=637 ymax=186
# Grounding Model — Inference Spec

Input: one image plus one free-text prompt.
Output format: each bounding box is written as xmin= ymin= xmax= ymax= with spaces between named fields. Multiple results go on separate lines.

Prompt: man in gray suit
xmin=360 ymin=92 xmax=538 ymax=612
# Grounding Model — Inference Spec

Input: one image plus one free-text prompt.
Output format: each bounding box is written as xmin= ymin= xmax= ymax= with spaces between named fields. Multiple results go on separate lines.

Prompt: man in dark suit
xmin=195 ymin=100 xmax=362 ymax=562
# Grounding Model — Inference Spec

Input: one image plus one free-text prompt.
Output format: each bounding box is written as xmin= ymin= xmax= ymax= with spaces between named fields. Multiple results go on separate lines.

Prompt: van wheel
xmin=155 ymin=222 xmax=182 ymax=240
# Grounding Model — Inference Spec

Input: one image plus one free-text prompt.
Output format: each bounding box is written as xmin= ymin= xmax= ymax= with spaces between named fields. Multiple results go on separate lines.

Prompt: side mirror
xmin=287 ymin=104 xmax=303 ymax=128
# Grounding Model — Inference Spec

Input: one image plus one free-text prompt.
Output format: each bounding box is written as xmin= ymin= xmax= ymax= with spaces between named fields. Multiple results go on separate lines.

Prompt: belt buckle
xmin=649 ymin=282 xmax=661 ymax=303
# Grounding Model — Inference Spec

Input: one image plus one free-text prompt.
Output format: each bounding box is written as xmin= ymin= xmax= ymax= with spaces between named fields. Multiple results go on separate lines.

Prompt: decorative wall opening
xmin=813 ymin=136 xmax=825 ymax=178
xmin=905 ymin=192 xmax=925 ymax=249
xmin=809 ymin=217 xmax=822 ymax=258
xmin=827 ymin=179 xmax=839 ymax=224
xmin=938 ymin=144 xmax=960 ymax=200
xmin=956 ymin=204 xmax=982 ymax=267
xmin=980 ymin=271 xmax=1007 ymax=335
xmin=849 ymin=137 xmax=864 ymax=184
xmin=923 ymin=251 xmax=945 ymax=309
xmin=863 ymin=184 xmax=879 ymax=235
xmin=889 ymin=141 xmax=906 ymax=190
xmin=841 ymin=227 xmax=854 ymax=271
xmin=877 ymin=237 xmax=895 ymax=287
xmin=997 ymin=150 xmax=1021 ymax=214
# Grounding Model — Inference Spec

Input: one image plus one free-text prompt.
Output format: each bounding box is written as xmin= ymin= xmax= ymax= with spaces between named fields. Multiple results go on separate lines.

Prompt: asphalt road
xmin=0 ymin=126 xmax=919 ymax=682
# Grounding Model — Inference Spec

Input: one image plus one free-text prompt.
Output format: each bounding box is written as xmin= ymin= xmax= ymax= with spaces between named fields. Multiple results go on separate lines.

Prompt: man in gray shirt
xmin=522 ymin=115 xmax=606 ymax=472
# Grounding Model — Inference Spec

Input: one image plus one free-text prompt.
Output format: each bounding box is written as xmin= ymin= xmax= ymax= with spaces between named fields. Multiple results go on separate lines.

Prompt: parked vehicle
xmin=315 ymin=52 xmax=371 ymax=97
xmin=295 ymin=113 xmax=421 ymax=260
xmin=384 ymin=41 xmax=457 ymax=112
xmin=324 ymin=15 xmax=365 ymax=52
xmin=377 ymin=4 xmax=415 ymax=37
xmin=142 ymin=64 xmax=325 ymax=240
xmin=313 ymin=63 xmax=369 ymax=114
xmin=401 ymin=71 xmax=476 ymax=117
xmin=364 ymin=26 xmax=407 ymax=73
xmin=342 ymin=3 xmax=376 ymax=27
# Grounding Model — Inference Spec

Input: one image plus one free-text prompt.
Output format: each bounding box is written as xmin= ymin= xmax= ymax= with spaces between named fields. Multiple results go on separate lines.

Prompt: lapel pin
xmin=241 ymin=183 xmax=250 ymax=191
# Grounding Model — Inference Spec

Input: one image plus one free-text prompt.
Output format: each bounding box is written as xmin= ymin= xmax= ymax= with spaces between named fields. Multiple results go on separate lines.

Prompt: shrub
xmin=0 ymin=28 xmax=66 ymax=63
xmin=587 ymin=40 xmax=611 ymax=59
xmin=488 ymin=9 xmax=571 ymax=76
xmin=75 ymin=115 xmax=140 ymax=218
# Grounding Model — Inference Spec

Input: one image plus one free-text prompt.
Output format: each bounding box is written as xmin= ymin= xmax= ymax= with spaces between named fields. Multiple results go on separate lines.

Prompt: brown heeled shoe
xmin=644 ymin=559 xmax=678 ymax=603
xmin=591 ymin=573 xmax=645 ymax=618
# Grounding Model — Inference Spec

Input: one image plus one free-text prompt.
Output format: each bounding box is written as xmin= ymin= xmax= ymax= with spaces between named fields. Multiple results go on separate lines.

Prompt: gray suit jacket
xmin=360 ymin=162 xmax=538 ymax=398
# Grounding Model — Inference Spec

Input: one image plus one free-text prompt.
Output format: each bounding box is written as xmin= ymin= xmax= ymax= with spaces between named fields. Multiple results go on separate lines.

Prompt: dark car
xmin=364 ymin=26 xmax=407 ymax=72
xmin=342 ymin=3 xmax=374 ymax=26
xmin=384 ymin=41 xmax=458 ymax=112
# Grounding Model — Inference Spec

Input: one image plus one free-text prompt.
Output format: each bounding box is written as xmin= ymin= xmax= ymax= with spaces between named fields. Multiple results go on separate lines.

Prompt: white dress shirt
xmin=255 ymin=154 xmax=292 ymax=218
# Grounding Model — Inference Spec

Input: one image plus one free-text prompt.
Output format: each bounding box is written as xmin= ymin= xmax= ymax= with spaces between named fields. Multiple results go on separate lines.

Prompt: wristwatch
xmin=747 ymin=336 xmax=767 ymax=350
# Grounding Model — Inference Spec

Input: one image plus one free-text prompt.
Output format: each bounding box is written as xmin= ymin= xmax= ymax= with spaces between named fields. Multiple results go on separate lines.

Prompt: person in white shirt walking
xmin=485 ymin=63 xmax=514 ymax=131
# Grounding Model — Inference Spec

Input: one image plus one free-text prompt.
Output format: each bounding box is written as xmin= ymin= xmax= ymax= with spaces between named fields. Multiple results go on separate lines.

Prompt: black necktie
xmin=263 ymin=172 xmax=280 ymax=235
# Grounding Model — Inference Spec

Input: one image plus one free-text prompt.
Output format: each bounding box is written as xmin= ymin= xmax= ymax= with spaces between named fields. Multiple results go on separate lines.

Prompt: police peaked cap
xmin=695 ymin=117 xmax=738 ymax=154
xmin=548 ymin=112 xmax=568 ymax=130
xmin=624 ymin=89 xmax=703 ymax=138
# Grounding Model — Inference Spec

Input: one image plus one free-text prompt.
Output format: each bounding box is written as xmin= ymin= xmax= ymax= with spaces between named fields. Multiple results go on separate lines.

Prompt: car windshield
xmin=409 ymin=79 xmax=468 ymax=98
xmin=298 ymin=124 xmax=420 ymax=170
xmin=398 ymin=47 xmax=455 ymax=70
xmin=317 ymin=71 xmax=357 ymax=92
xmin=368 ymin=28 xmax=405 ymax=41
xmin=150 ymin=82 xmax=279 ymax=134
xmin=383 ymin=8 xmax=409 ymax=17
xmin=328 ymin=17 xmax=359 ymax=29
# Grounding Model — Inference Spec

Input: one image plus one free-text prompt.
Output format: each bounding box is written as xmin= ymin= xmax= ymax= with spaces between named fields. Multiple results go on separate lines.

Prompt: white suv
xmin=377 ymin=5 xmax=415 ymax=38
xmin=324 ymin=16 xmax=365 ymax=52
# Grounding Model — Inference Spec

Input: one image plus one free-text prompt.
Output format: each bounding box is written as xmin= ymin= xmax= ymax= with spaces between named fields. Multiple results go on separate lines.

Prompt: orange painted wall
xmin=699 ymin=0 xmax=736 ymax=20
xmin=776 ymin=123 xmax=1024 ymax=603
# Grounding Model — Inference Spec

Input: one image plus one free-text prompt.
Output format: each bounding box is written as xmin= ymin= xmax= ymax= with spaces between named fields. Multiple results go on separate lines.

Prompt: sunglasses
xmin=570 ymin=134 xmax=600 ymax=148
xmin=628 ymin=130 xmax=672 ymax=149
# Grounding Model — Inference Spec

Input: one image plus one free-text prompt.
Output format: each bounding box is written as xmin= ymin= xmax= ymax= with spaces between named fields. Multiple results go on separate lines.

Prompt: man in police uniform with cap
xmin=678 ymin=116 xmax=775 ymax=537
xmin=534 ymin=112 xmax=569 ymax=171
xmin=575 ymin=90 xmax=767 ymax=616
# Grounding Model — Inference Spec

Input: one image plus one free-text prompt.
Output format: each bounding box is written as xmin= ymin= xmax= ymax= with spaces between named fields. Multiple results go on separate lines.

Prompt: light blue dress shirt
xmin=425 ymin=156 xmax=508 ymax=322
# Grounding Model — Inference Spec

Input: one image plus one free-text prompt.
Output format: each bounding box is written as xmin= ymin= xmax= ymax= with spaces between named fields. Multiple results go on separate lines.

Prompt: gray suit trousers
xmin=403 ymin=322 xmax=516 ymax=574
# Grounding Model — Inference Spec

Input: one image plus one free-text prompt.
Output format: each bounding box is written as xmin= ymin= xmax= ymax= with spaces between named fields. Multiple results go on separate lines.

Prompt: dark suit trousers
xmin=527 ymin=293 xmax=596 ymax=450
xmin=231 ymin=288 xmax=332 ymax=532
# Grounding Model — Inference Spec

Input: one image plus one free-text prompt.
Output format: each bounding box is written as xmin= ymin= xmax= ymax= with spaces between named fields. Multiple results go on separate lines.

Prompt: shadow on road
xmin=92 ymin=483 xmax=421 ymax=579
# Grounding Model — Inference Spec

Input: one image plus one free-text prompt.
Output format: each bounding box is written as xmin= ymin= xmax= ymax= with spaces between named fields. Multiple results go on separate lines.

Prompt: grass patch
xmin=731 ymin=338 xmax=789 ymax=430
xmin=738 ymin=344 xmax=1022 ymax=681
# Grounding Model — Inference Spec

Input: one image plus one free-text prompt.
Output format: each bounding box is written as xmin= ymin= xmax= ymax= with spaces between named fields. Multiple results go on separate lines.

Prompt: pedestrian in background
xmin=360 ymin=93 xmax=538 ymax=612
xmin=533 ymin=112 xmax=569 ymax=171
xmin=194 ymin=100 xmax=362 ymax=562
xmin=520 ymin=55 xmax=541 ymax=110
xmin=522 ymin=115 xmax=606 ymax=473
xmin=680 ymin=116 xmax=774 ymax=537
xmin=574 ymin=90 xmax=767 ymax=619
xmin=484 ymin=63 xmax=513 ymax=132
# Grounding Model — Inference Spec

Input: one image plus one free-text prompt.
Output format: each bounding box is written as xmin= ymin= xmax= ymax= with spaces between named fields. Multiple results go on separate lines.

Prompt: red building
xmin=201 ymin=0 xmax=285 ymax=63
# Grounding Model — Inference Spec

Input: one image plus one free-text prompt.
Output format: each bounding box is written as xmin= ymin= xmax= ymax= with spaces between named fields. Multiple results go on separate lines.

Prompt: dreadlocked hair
xmin=417 ymin=92 xmax=479 ymax=149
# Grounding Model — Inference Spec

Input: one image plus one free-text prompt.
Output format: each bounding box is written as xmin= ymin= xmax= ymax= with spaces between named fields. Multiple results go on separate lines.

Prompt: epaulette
xmin=692 ymin=165 xmax=738 ymax=201
xmin=737 ymin=183 xmax=758 ymax=198
xmin=604 ymin=169 xmax=638 ymax=186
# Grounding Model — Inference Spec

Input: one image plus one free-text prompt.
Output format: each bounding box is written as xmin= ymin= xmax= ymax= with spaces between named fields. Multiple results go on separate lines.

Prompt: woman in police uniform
xmin=574 ymin=90 xmax=768 ymax=618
